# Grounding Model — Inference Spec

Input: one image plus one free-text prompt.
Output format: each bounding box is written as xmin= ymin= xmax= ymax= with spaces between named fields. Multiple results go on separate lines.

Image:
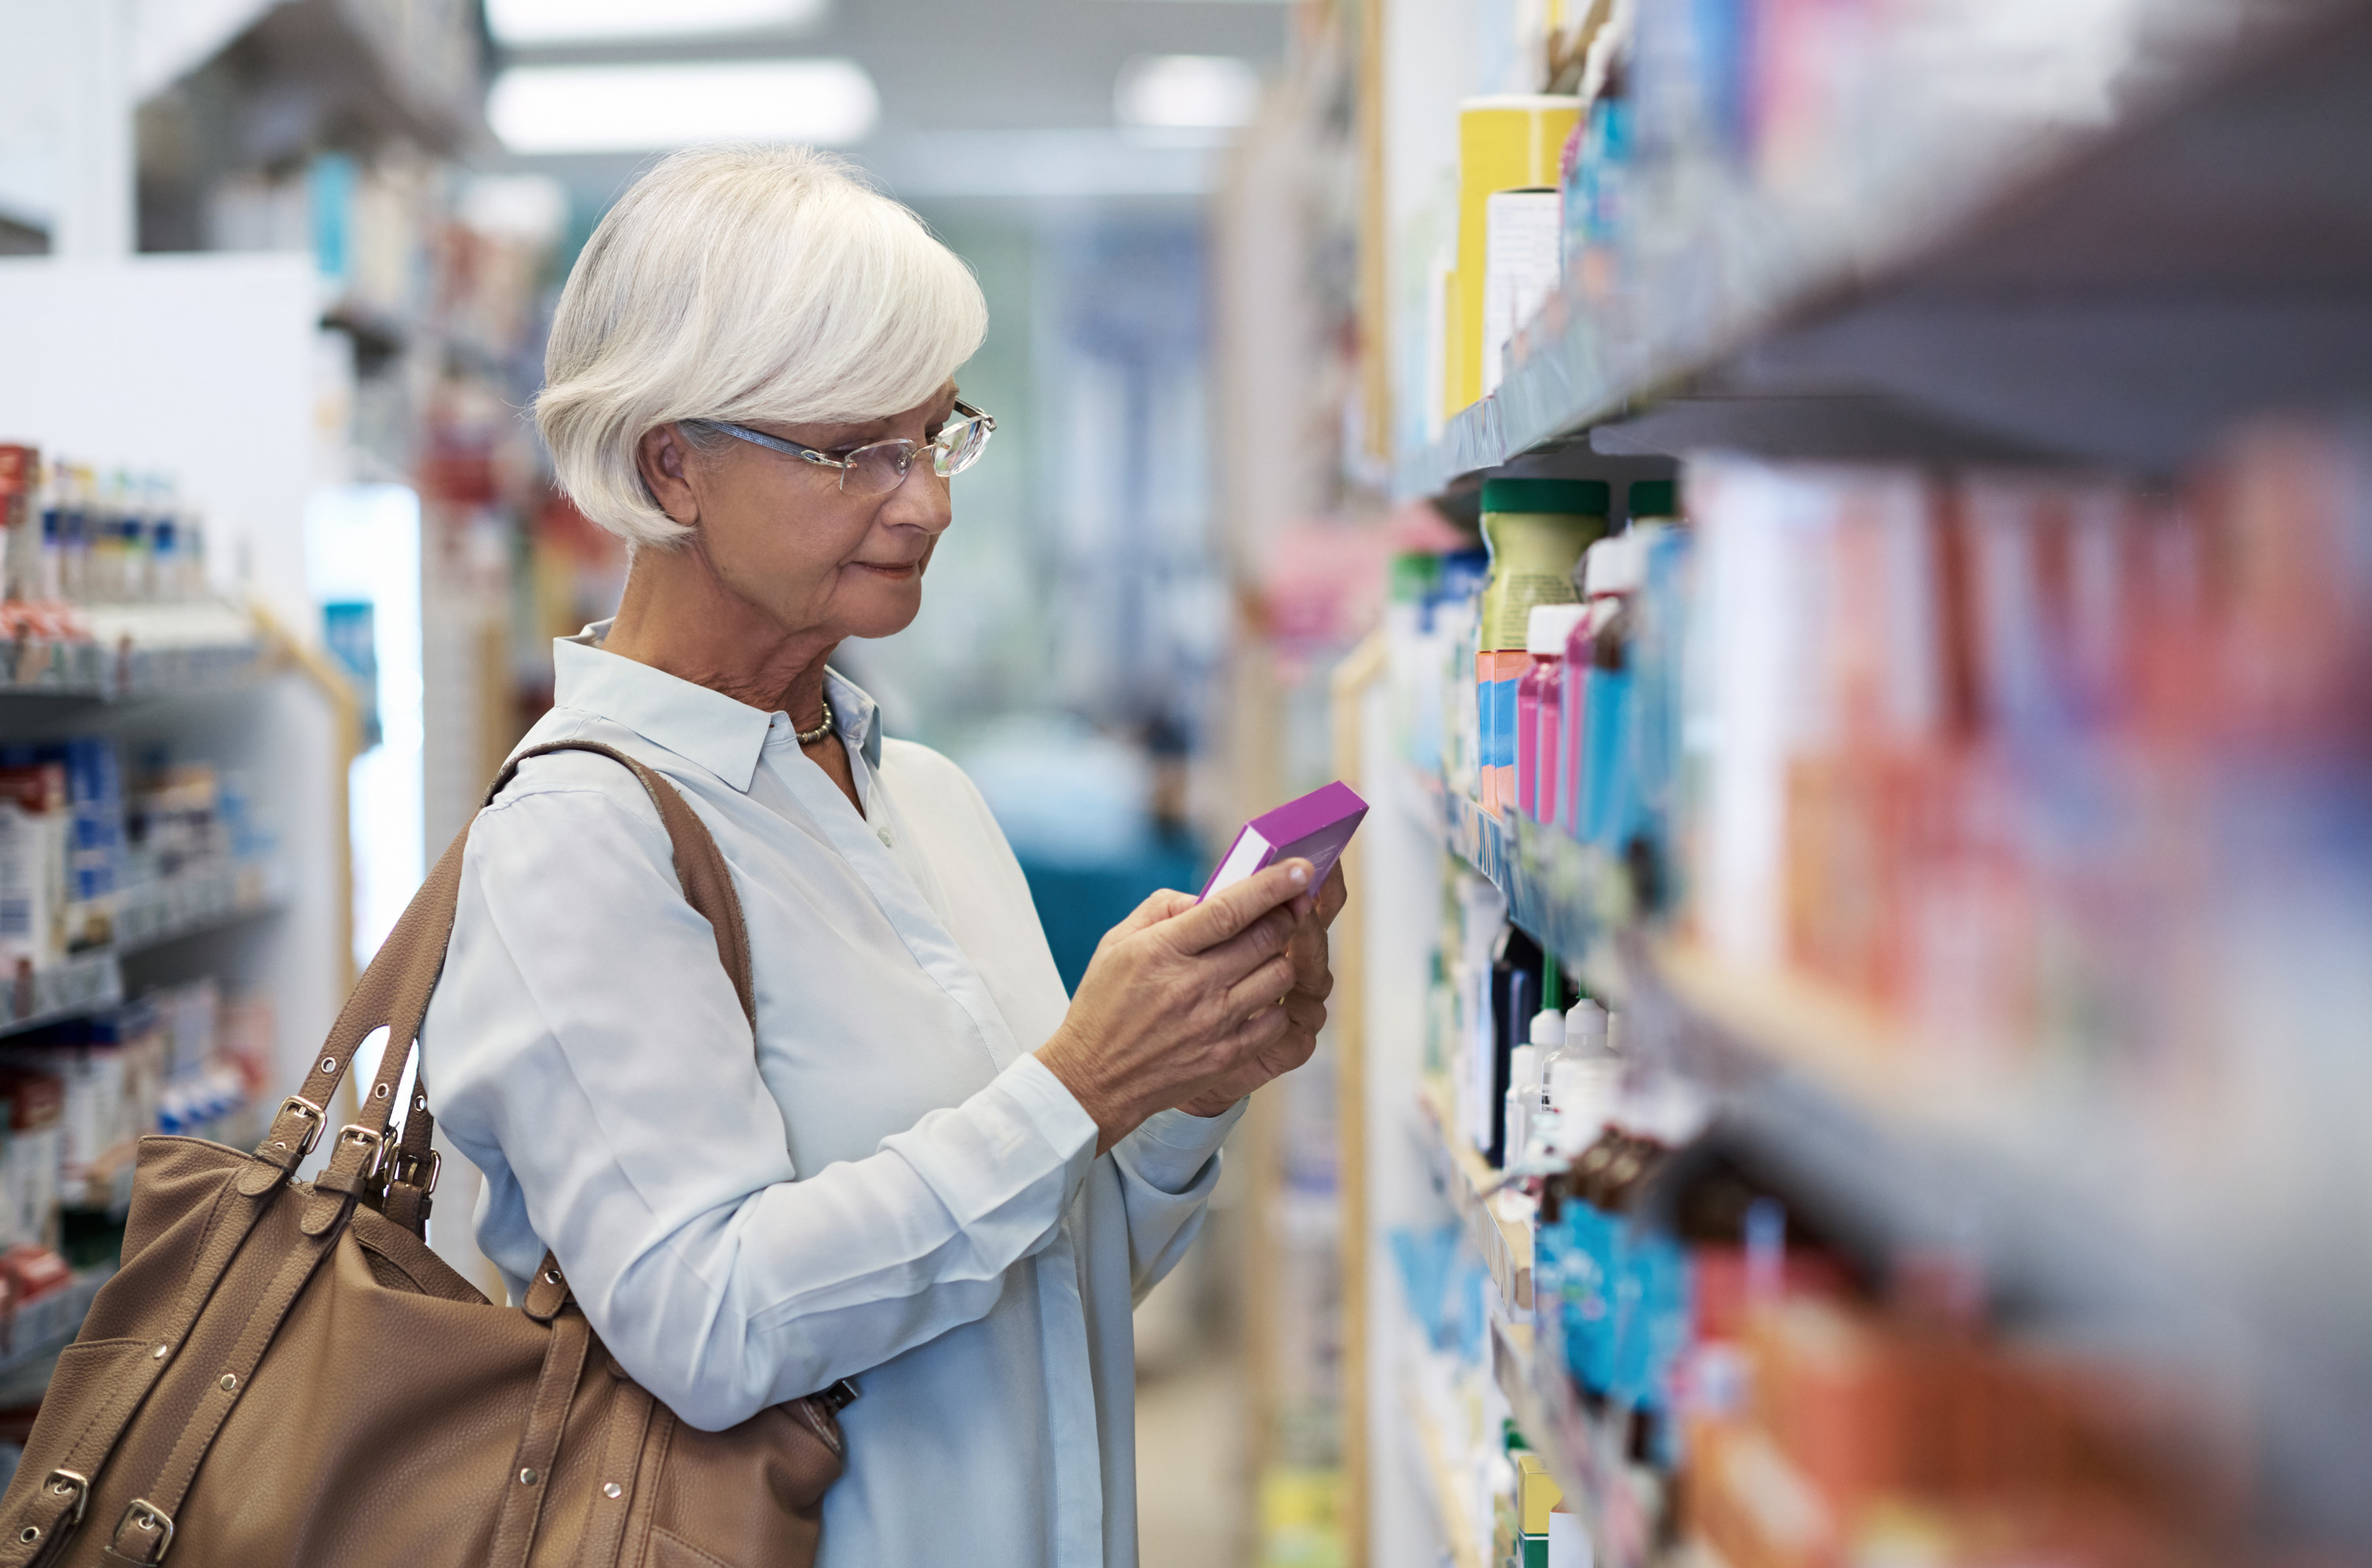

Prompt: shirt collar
xmin=822 ymin=667 xmax=885 ymax=770
xmin=553 ymin=621 xmax=883 ymax=792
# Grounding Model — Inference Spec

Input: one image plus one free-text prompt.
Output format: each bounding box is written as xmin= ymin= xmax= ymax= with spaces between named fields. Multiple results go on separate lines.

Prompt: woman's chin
xmin=840 ymin=580 xmax=925 ymax=639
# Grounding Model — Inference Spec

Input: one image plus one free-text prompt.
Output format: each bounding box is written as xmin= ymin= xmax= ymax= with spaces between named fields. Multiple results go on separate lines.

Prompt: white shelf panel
xmin=0 ymin=863 xmax=284 ymax=1041
xmin=0 ymin=603 xmax=263 ymax=703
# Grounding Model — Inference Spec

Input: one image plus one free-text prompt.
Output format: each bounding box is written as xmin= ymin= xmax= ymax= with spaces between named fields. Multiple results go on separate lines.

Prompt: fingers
xmin=1106 ymin=886 xmax=1196 ymax=945
xmin=1222 ymin=952 xmax=1297 ymax=1019
xmin=1164 ymin=860 xmax=1315 ymax=954
xmin=1283 ymin=990 xmax=1327 ymax=1035
xmin=1287 ymin=923 xmax=1332 ymax=1000
xmin=1314 ymin=863 xmax=1348 ymax=927
xmin=1221 ymin=998 xmax=1296 ymax=1057
xmin=1195 ymin=905 xmax=1297 ymax=988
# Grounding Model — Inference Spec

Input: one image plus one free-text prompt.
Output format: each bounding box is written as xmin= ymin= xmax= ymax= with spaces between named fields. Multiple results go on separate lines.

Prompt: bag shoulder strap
xmin=487 ymin=740 xmax=755 ymax=1019
xmin=249 ymin=739 xmax=756 ymax=1240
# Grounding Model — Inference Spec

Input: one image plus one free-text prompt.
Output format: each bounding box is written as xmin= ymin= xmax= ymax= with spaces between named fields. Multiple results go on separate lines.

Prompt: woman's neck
xmin=600 ymin=539 xmax=838 ymax=727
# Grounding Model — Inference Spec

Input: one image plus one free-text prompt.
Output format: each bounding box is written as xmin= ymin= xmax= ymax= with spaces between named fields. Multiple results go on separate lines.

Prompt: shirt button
xmin=876 ymin=827 xmax=893 ymax=847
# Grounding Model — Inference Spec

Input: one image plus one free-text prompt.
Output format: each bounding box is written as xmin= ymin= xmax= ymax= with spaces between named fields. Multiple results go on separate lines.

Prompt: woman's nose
xmin=880 ymin=459 xmax=955 ymax=533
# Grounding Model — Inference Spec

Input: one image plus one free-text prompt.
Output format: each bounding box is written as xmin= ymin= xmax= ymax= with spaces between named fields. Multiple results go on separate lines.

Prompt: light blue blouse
xmin=420 ymin=625 xmax=1242 ymax=1568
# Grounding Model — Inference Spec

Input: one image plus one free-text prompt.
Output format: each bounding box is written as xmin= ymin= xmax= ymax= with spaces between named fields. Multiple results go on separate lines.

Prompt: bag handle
xmin=240 ymin=741 xmax=757 ymax=1221
xmin=0 ymin=744 xmax=762 ymax=1565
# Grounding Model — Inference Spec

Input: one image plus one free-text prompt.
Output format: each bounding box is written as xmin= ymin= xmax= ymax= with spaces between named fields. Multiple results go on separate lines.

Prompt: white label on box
xmin=1481 ymin=189 xmax=1564 ymax=396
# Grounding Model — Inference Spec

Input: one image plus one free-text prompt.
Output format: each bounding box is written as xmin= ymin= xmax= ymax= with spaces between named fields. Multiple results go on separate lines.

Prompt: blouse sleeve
xmin=1110 ymin=1104 xmax=1245 ymax=1300
xmin=422 ymin=782 xmax=1100 ymax=1433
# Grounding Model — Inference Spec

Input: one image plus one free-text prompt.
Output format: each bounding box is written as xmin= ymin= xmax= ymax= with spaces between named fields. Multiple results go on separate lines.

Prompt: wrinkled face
xmin=665 ymin=381 xmax=961 ymax=643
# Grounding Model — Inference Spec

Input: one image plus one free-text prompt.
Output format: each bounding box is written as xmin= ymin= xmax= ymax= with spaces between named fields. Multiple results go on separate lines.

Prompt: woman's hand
xmin=1175 ymin=862 xmax=1346 ymax=1117
xmin=1035 ymin=860 xmax=1322 ymax=1154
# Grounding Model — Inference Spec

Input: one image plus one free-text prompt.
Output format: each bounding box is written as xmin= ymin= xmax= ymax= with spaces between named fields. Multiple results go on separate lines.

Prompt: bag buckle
xmin=814 ymin=1377 xmax=860 ymax=1414
xmin=109 ymin=1499 xmax=173 ymax=1564
xmin=42 ymin=1468 xmax=87 ymax=1527
xmin=390 ymin=1147 xmax=440 ymax=1196
xmin=319 ymin=1124 xmax=387 ymax=1196
xmin=266 ymin=1095 xmax=324 ymax=1162
xmin=334 ymin=1123 xmax=385 ymax=1173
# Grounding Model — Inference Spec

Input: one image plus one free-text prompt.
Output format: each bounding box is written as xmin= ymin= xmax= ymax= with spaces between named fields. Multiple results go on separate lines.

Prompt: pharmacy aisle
xmin=0 ymin=0 xmax=534 ymax=1477
xmin=0 ymin=442 xmax=354 ymax=1455
xmin=1213 ymin=0 xmax=2372 ymax=1565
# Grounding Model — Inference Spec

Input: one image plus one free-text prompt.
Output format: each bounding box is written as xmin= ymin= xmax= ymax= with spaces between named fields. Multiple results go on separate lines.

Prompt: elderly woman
xmin=420 ymin=144 xmax=1342 ymax=1568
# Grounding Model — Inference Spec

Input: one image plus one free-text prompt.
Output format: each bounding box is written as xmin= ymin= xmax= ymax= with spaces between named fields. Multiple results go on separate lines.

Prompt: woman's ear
xmin=636 ymin=425 xmax=701 ymax=528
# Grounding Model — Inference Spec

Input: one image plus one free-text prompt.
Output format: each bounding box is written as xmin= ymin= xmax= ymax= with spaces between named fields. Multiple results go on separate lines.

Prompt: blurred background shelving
xmin=1218 ymin=0 xmax=2372 ymax=1564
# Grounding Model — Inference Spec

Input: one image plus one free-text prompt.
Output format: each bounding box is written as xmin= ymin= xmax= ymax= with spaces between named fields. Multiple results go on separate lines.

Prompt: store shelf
xmin=1418 ymin=776 xmax=1626 ymax=992
xmin=1415 ymin=1081 xmax=1532 ymax=1313
xmin=0 ymin=1266 xmax=111 ymax=1387
xmin=1403 ymin=1376 xmax=1488 ymax=1568
xmin=1490 ymin=1319 xmax=1666 ymax=1568
xmin=1399 ymin=0 xmax=2372 ymax=493
xmin=114 ymin=861 xmax=284 ymax=956
xmin=0 ymin=604 xmax=263 ymax=704
xmin=0 ymin=954 xmax=123 ymax=1040
xmin=1407 ymin=1058 xmax=1659 ymax=1568
xmin=0 ymin=863 xmax=282 ymax=1040
xmin=1429 ymin=793 xmax=2204 ymax=1328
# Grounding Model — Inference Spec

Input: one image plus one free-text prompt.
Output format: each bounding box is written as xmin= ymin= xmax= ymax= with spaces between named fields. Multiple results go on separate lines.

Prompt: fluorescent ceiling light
xmin=1114 ymin=55 xmax=1262 ymax=131
xmin=489 ymin=61 xmax=879 ymax=155
xmin=485 ymin=0 xmax=827 ymax=46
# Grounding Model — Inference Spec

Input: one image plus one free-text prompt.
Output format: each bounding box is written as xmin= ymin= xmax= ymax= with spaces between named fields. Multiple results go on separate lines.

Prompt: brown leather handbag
xmin=0 ymin=741 xmax=855 ymax=1568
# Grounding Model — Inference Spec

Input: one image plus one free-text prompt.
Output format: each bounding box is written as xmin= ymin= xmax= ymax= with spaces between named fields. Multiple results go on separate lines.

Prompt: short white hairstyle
xmin=538 ymin=144 xmax=988 ymax=547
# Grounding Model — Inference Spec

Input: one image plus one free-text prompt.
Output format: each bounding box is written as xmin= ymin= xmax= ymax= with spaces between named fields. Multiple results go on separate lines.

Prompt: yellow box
xmin=1451 ymin=95 xmax=1581 ymax=414
xmin=1515 ymin=1455 xmax=1564 ymax=1536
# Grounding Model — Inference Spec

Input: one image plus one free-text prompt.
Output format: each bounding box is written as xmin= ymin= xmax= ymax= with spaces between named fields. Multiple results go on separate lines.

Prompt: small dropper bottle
xmin=1505 ymin=1007 xmax=1563 ymax=1169
xmin=1544 ymin=998 xmax=1616 ymax=1160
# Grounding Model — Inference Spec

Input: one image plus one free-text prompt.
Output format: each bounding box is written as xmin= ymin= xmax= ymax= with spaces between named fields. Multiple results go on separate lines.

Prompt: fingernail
xmin=1289 ymin=864 xmax=1310 ymax=887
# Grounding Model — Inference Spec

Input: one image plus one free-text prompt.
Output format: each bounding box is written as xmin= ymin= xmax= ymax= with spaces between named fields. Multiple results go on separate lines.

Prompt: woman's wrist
xmin=1032 ymin=1026 xmax=1132 ymax=1154
xmin=1175 ymin=1089 xmax=1243 ymax=1119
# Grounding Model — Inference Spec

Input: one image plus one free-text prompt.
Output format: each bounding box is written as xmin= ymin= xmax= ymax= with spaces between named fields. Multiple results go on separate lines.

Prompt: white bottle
xmin=1522 ymin=1002 xmax=1581 ymax=1168
xmin=1504 ymin=1043 xmax=1538 ymax=1169
xmin=1503 ymin=1008 xmax=1562 ymax=1169
xmin=1547 ymin=999 xmax=1618 ymax=1159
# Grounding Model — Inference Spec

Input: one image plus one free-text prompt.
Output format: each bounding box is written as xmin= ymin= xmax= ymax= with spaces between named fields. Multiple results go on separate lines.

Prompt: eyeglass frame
xmin=681 ymin=402 xmax=996 ymax=494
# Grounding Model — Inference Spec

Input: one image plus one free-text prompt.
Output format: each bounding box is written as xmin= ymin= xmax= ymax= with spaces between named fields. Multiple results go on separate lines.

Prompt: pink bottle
xmin=1560 ymin=610 xmax=1592 ymax=833
xmin=1517 ymin=605 xmax=1589 ymax=822
xmin=1562 ymin=532 xmax=1645 ymax=835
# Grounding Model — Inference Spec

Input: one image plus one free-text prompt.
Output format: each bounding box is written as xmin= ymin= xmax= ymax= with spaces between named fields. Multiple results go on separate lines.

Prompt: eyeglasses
xmin=686 ymin=402 xmax=996 ymax=497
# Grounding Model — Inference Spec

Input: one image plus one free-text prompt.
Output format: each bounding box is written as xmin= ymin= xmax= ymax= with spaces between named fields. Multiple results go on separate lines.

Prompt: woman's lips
xmin=851 ymin=560 xmax=922 ymax=578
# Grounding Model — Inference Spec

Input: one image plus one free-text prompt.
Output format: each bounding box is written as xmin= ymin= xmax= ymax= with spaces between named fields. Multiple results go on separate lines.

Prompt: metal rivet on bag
xmin=152 ymin=1343 xmax=170 ymax=1360
xmin=19 ymin=1527 xmax=38 ymax=1543
xmin=519 ymin=1468 xmax=538 ymax=1487
xmin=542 ymin=1269 xmax=561 ymax=1286
xmin=373 ymin=1083 xmax=390 ymax=1099
xmin=219 ymin=1374 xmax=237 ymax=1392
xmin=321 ymin=1057 xmax=337 ymax=1073
xmin=602 ymin=1483 xmax=622 ymax=1500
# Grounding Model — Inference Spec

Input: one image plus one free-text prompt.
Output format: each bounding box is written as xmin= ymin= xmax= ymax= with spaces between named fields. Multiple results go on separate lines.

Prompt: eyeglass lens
xmin=842 ymin=444 xmax=919 ymax=497
xmin=837 ymin=416 xmax=991 ymax=496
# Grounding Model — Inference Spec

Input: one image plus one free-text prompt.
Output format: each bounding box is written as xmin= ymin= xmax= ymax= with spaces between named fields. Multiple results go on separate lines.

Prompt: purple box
xmin=1197 ymin=780 xmax=1369 ymax=901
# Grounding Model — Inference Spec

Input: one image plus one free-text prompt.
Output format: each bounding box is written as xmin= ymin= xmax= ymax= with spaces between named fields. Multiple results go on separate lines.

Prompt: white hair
xmin=537 ymin=144 xmax=988 ymax=547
